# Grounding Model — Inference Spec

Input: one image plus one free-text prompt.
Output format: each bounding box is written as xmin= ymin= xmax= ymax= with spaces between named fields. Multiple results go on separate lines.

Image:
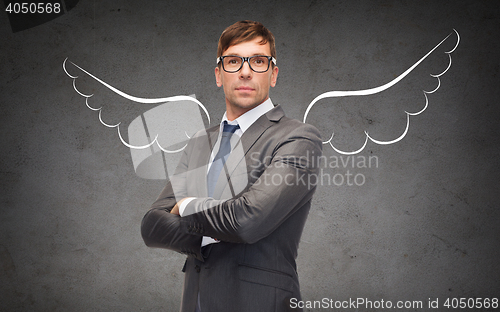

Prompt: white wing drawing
xmin=303 ymin=29 xmax=460 ymax=155
xmin=63 ymin=58 xmax=211 ymax=179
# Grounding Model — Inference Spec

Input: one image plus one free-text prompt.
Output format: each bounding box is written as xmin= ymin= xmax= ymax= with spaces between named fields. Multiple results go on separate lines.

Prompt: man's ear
xmin=215 ymin=67 xmax=222 ymax=87
xmin=270 ymin=66 xmax=279 ymax=88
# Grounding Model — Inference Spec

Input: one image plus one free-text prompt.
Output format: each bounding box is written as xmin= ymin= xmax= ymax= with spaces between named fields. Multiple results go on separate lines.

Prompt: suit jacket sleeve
xmin=178 ymin=122 xmax=322 ymax=244
xmin=140 ymin=145 xmax=204 ymax=261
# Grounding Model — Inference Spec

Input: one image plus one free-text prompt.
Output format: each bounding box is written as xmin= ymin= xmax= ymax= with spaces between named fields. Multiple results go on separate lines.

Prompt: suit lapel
xmin=190 ymin=126 xmax=219 ymax=198
xmin=213 ymin=105 xmax=285 ymax=199
xmin=241 ymin=104 xmax=285 ymax=155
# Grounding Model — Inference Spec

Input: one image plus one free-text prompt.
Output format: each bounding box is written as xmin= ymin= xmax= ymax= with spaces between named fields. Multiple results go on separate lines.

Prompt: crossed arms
xmin=141 ymin=122 xmax=322 ymax=261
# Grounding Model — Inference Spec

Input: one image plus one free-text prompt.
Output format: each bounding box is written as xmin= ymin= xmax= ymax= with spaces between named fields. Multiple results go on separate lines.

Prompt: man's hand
xmin=171 ymin=198 xmax=187 ymax=215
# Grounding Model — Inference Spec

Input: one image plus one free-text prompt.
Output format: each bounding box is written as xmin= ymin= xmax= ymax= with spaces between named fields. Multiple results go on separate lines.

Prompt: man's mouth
xmin=236 ymin=86 xmax=254 ymax=91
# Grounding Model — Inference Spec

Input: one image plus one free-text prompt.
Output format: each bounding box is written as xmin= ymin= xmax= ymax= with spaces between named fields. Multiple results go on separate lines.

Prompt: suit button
xmin=195 ymin=265 xmax=201 ymax=273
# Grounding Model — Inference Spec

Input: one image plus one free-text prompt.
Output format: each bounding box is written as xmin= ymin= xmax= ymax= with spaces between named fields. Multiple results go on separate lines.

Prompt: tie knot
xmin=222 ymin=121 xmax=240 ymax=134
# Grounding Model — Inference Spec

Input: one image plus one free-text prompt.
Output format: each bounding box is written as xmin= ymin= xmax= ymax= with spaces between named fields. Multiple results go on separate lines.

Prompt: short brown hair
xmin=217 ymin=20 xmax=276 ymax=59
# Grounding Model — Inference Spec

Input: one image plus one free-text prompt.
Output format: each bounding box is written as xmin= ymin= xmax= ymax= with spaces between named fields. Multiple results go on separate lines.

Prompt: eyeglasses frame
xmin=217 ymin=55 xmax=277 ymax=73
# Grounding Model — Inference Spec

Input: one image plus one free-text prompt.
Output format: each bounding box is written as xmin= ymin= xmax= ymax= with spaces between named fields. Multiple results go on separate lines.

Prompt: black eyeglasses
xmin=217 ymin=55 xmax=277 ymax=73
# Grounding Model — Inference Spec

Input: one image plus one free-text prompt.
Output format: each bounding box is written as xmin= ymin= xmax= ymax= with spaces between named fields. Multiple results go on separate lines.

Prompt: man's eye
xmin=252 ymin=57 xmax=267 ymax=66
xmin=226 ymin=58 xmax=240 ymax=65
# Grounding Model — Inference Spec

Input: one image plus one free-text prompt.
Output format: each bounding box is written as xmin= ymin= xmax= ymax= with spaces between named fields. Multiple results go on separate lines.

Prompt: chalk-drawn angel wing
xmin=303 ymin=29 xmax=460 ymax=155
xmin=63 ymin=58 xmax=211 ymax=179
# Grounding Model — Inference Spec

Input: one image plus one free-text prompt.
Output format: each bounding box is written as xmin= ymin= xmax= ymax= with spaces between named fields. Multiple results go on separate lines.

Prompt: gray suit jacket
xmin=141 ymin=105 xmax=322 ymax=312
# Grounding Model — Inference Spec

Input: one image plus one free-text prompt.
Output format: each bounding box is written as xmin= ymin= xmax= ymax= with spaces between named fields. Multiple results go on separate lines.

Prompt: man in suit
xmin=141 ymin=20 xmax=322 ymax=312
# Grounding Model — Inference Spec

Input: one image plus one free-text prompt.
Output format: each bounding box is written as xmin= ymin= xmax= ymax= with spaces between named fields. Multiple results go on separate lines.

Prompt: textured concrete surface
xmin=1 ymin=0 xmax=499 ymax=311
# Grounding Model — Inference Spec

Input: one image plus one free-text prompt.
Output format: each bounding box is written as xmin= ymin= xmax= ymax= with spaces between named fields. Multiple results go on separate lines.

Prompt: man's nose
xmin=239 ymin=61 xmax=253 ymax=78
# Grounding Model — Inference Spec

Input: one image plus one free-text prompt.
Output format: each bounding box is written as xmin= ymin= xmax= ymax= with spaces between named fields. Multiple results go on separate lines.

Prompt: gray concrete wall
xmin=1 ymin=0 xmax=499 ymax=311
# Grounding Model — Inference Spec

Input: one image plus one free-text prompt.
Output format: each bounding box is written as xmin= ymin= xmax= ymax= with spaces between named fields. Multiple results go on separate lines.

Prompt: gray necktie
xmin=207 ymin=121 xmax=240 ymax=197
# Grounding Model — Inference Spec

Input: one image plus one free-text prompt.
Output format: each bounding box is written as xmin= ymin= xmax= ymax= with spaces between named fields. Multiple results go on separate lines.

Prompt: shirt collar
xmin=220 ymin=98 xmax=274 ymax=134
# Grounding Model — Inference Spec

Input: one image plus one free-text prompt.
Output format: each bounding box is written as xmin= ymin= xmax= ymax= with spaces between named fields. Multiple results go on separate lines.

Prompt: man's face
xmin=215 ymin=37 xmax=279 ymax=120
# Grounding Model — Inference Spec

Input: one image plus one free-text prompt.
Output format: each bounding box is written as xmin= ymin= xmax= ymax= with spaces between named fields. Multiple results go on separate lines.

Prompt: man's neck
xmin=222 ymin=98 xmax=274 ymax=134
xmin=225 ymin=97 xmax=270 ymax=121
